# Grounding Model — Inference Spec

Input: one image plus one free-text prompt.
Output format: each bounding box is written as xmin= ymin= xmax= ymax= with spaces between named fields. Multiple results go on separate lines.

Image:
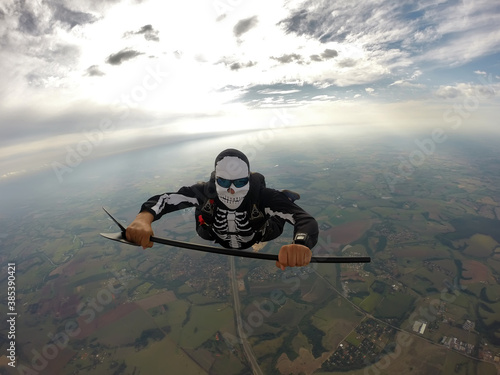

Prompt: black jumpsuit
xmin=140 ymin=175 xmax=318 ymax=250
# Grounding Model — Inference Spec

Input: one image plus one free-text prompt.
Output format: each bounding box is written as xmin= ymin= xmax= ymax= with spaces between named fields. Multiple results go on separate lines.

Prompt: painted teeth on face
xmin=221 ymin=196 xmax=243 ymax=204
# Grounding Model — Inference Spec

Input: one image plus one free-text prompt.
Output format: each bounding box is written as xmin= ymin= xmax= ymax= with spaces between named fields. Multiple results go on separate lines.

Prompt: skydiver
xmin=126 ymin=148 xmax=319 ymax=270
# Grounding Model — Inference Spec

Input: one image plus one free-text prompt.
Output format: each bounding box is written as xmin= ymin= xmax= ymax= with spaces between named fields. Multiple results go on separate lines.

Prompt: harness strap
xmin=250 ymin=203 xmax=264 ymax=220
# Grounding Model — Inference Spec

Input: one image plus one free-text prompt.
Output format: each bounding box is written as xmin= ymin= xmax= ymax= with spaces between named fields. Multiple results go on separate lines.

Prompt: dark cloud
xmin=322 ymin=49 xmax=338 ymax=59
xmin=86 ymin=65 xmax=105 ymax=76
xmin=124 ymin=24 xmax=160 ymax=42
xmin=18 ymin=9 xmax=39 ymax=35
xmin=105 ymin=49 xmax=143 ymax=65
xmin=217 ymin=56 xmax=256 ymax=70
xmin=278 ymin=0 xmax=409 ymax=44
xmin=279 ymin=4 xmax=353 ymax=43
xmin=271 ymin=53 xmax=304 ymax=64
xmin=233 ymin=16 xmax=258 ymax=37
xmin=310 ymin=48 xmax=338 ymax=62
xmin=139 ymin=25 xmax=159 ymax=41
xmin=279 ymin=8 xmax=308 ymax=36
xmin=51 ymin=3 xmax=97 ymax=29
xmin=16 ymin=2 xmax=96 ymax=36
xmin=230 ymin=61 xmax=256 ymax=70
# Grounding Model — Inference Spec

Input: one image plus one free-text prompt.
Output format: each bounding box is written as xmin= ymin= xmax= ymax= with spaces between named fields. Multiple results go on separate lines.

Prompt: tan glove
xmin=126 ymin=211 xmax=154 ymax=249
xmin=276 ymin=244 xmax=312 ymax=270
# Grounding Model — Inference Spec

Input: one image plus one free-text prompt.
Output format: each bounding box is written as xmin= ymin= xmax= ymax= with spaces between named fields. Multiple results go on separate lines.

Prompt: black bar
xmin=149 ymin=235 xmax=370 ymax=263
xmin=101 ymin=207 xmax=371 ymax=264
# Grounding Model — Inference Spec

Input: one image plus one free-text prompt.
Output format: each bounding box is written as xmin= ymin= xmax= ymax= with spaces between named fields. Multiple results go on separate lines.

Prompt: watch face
xmin=295 ymin=233 xmax=307 ymax=243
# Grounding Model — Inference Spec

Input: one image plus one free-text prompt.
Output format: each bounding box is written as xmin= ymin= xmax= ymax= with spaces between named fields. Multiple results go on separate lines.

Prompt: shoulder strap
xmin=248 ymin=172 xmax=266 ymax=226
xmin=249 ymin=171 xmax=265 ymax=193
xmin=204 ymin=171 xmax=217 ymax=199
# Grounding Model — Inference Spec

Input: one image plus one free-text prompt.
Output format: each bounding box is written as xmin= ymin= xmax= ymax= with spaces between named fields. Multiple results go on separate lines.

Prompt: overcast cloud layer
xmin=1 ymin=0 xmax=499 ymax=180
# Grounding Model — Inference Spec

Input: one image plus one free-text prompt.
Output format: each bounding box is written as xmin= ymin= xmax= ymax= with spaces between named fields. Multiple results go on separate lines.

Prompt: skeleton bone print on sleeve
xmin=212 ymin=207 xmax=255 ymax=248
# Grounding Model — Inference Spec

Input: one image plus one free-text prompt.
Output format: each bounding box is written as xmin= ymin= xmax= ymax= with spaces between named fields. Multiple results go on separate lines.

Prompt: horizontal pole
xmin=101 ymin=231 xmax=371 ymax=263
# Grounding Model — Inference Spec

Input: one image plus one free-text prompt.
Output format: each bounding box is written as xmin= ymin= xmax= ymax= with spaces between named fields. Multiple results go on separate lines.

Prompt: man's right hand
xmin=126 ymin=211 xmax=154 ymax=249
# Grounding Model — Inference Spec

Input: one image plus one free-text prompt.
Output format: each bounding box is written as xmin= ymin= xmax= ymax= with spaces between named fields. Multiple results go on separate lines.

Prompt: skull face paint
xmin=215 ymin=156 xmax=250 ymax=209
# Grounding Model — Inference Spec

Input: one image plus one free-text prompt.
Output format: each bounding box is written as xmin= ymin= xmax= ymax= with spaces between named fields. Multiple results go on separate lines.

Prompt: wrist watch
xmin=293 ymin=233 xmax=308 ymax=246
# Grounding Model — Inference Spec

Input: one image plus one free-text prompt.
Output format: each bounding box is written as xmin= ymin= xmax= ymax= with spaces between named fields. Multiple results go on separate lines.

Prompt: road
xmin=229 ymin=257 xmax=263 ymax=375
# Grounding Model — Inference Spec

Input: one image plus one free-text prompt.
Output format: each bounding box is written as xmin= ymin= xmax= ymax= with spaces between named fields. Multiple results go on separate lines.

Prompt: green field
xmin=178 ymin=303 xmax=235 ymax=348
xmin=113 ymin=339 xmax=207 ymax=375
xmin=3 ymin=132 xmax=500 ymax=375
xmin=359 ymin=292 xmax=383 ymax=312
xmin=442 ymin=350 xmax=498 ymax=375
xmin=375 ymin=293 xmax=415 ymax=320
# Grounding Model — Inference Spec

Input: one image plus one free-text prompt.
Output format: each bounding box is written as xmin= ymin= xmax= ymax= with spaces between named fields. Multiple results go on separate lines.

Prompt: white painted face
xmin=215 ymin=156 xmax=250 ymax=209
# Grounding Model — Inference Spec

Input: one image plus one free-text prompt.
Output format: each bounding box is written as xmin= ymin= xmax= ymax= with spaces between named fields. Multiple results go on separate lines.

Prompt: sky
xmin=1 ymin=0 xmax=500 ymax=181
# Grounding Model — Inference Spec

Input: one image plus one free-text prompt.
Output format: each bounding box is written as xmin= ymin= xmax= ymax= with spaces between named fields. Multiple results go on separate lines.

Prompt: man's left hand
xmin=276 ymin=244 xmax=312 ymax=270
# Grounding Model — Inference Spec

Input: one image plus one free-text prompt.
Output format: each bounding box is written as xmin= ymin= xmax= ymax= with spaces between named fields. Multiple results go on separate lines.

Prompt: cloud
xmin=278 ymin=9 xmax=310 ymax=38
xmin=434 ymin=83 xmax=497 ymax=99
xmin=412 ymin=1 xmax=500 ymax=66
xmin=421 ymin=29 xmax=500 ymax=67
xmin=15 ymin=1 xmax=96 ymax=36
xmin=45 ymin=43 xmax=81 ymax=64
xmin=337 ymin=58 xmax=357 ymax=68
xmin=105 ymin=48 xmax=143 ymax=65
xmin=311 ymin=94 xmax=336 ymax=101
xmin=3 ymin=40 xmax=82 ymax=93
xmin=217 ymin=57 xmax=257 ymax=71
xmin=2 ymin=0 xmax=499 ymax=180
xmin=17 ymin=7 xmax=40 ymax=35
xmin=321 ymin=48 xmax=338 ymax=59
xmin=257 ymin=88 xmax=301 ymax=95
xmin=124 ymin=24 xmax=160 ymax=42
xmin=309 ymin=48 xmax=338 ymax=62
xmin=230 ymin=61 xmax=257 ymax=70
xmin=278 ymin=1 xmax=413 ymax=44
xmin=50 ymin=3 xmax=97 ymax=29
xmin=233 ymin=16 xmax=258 ymax=37
xmin=216 ymin=14 xmax=226 ymax=22
xmin=390 ymin=80 xmax=425 ymax=89
xmin=86 ymin=65 xmax=105 ymax=76
xmin=271 ymin=53 xmax=304 ymax=64
xmin=276 ymin=0 xmax=500 ymax=72
xmin=434 ymin=85 xmax=460 ymax=99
